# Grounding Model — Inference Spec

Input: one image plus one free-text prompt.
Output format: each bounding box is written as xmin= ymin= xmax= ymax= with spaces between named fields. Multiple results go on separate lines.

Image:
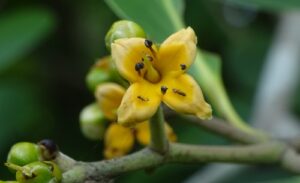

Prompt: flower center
xmin=135 ymin=39 xmax=161 ymax=83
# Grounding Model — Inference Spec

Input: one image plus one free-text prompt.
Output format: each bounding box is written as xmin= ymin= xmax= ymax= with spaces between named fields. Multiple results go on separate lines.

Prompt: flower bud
xmin=86 ymin=56 xmax=126 ymax=92
xmin=95 ymin=83 xmax=125 ymax=121
xmin=7 ymin=142 xmax=41 ymax=169
xmin=38 ymin=139 xmax=59 ymax=161
xmin=105 ymin=20 xmax=146 ymax=51
xmin=10 ymin=161 xmax=62 ymax=183
xmin=80 ymin=103 xmax=107 ymax=140
xmin=86 ymin=57 xmax=111 ymax=91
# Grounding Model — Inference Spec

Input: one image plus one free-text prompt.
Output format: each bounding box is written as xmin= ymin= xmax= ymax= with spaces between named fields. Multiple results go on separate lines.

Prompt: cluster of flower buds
xmin=80 ymin=20 xmax=178 ymax=159
xmin=1 ymin=140 xmax=62 ymax=183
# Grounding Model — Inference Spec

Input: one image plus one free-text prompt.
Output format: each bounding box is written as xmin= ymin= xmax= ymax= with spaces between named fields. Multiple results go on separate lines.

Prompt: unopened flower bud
xmin=86 ymin=56 xmax=126 ymax=92
xmin=80 ymin=103 xmax=107 ymax=140
xmin=105 ymin=20 xmax=146 ymax=51
xmin=95 ymin=83 xmax=125 ymax=121
xmin=7 ymin=142 xmax=41 ymax=170
xmin=38 ymin=139 xmax=59 ymax=161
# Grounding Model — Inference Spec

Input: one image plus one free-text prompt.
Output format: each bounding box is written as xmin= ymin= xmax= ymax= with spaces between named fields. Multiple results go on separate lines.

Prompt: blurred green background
xmin=1 ymin=0 xmax=300 ymax=182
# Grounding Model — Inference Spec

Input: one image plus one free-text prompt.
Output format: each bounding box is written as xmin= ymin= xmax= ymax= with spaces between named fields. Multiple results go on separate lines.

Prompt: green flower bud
xmin=80 ymin=103 xmax=107 ymax=140
xmin=86 ymin=57 xmax=111 ymax=91
xmin=105 ymin=20 xmax=146 ymax=51
xmin=9 ymin=161 xmax=62 ymax=183
xmin=86 ymin=56 xmax=128 ymax=92
xmin=7 ymin=142 xmax=41 ymax=169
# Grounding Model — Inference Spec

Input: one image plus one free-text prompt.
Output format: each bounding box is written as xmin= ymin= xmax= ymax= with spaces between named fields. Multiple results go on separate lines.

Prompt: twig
xmin=60 ymin=142 xmax=291 ymax=183
xmin=182 ymin=115 xmax=266 ymax=144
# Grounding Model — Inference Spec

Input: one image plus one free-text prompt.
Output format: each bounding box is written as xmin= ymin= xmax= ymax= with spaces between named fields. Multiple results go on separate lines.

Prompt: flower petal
xmin=95 ymin=83 xmax=125 ymax=121
xmin=104 ymin=123 xmax=134 ymax=159
xmin=111 ymin=38 xmax=156 ymax=82
xmin=117 ymin=81 xmax=161 ymax=127
xmin=135 ymin=121 xmax=177 ymax=145
xmin=155 ymin=27 xmax=197 ymax=76
xmin=161 ymin=74 xmax=212 ymax=119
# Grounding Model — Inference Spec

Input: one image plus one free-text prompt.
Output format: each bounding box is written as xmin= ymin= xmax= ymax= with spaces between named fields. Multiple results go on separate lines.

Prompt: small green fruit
xmin=7 ymin=142 xmax=40 ymax=168
xmin=105 ymin=20 xmax=146 ymax=51
xmin=80 ymin=103 xmax=107 ymax=140
xmin=14 ymin=161 xmax=62 ymax=183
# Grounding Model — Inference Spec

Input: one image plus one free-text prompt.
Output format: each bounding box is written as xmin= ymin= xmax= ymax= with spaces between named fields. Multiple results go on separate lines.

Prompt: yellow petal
xmin=161 ymin=74 xmax=212 ymax=120
xmin=111 ymin=38 xmax=156 ymax=82
xmin=155 ymin=27 xmax=197 ymax=76
xmin=117 ymin=81 xmax=161 ymax=127
xmin=104 ymin=123 xmax=134 ymax=159
xmin=95 ymin=83 xmax=125 ymax=121
xmin=135 ymin=121 xmax=177 ymax=145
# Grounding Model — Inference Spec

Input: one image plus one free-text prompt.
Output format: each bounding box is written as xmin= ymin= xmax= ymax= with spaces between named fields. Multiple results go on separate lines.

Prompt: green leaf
xmin=224 ymin=0 xmax=300 ymax=12
xmin=105 ymin=0 xmax=263 ymax=137
xmin=0 ymin=7 xmax=55 ymax=72
xmin=105 ymin=0 xmax=184 ymax=42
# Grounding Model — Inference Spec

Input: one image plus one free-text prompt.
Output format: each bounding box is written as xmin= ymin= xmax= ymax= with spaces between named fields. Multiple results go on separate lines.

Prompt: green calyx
xmin=105 ymin=20 xmax=146 ymax=51
xmin=80 ymin=103 xmax=107 ymax=140
xmin=7 ymin=161 xmax=62 ymax=183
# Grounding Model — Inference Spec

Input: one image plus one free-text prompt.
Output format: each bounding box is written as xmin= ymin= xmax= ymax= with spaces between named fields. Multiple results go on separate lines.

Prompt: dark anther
xmin=180 ymin=64 xmax=186 ymax=70
xmin=146 ymin=55 xmax=153 ymax=61
xmin=137 ymin=96 xmax=149 ymax=101
xmin=38 ymin=139 xmax=59 ymax=160
xmin=135 ymin=62 xmax=144 ymax=72
xmin=144 ymin=39 xmax=153 ymax=48
xmin=161 ymin=86 xmax=168 ymax=94
xmin=172 ymin=89 xmax=186 ymax=96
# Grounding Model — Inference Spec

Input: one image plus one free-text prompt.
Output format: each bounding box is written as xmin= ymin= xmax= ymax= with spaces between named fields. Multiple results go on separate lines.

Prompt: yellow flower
xmin=95 ymin=83 xmax=176 ymax=159
xmin=111 ymin=27 xmax=212 ymax=126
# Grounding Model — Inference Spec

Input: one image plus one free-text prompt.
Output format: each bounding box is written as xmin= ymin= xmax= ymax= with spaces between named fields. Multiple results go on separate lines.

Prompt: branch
xmin=61 ymin=142 xmax=289 ymax=183
xmin=182 ymin=115 xmax=267 ymax=144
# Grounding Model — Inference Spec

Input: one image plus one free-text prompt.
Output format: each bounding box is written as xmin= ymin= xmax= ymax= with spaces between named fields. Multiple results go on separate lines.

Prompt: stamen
xmin=135 ymin=62 xmax=144 ymax=75
xmin=161 ymin=86 xmax=168 ymax=94
xmin=144 ymin=39 xmax=157 ymax=58
xmin=172 ymin=89 xmax=186 ymax=96
xmin=180 ymin=64 xmax=186 ymax=70
xmin=137 ymin=96 xmax=149 ymax=102
xmin=146 ymin=54 xmax=153 ymax=61
xmin=144 ymin=39 xmax=153 ymax=48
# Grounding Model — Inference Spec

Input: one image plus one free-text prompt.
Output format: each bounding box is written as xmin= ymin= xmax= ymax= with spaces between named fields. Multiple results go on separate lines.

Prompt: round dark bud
xmin=135 ymin=62 xmax=144 ymax=71
xmin=144 ymin=39 xmax=153 ymax=48
xmin=161 ymin=86 xmax=168 ymax=94
xmin=38 ymin=139 xmax=59 ymax=160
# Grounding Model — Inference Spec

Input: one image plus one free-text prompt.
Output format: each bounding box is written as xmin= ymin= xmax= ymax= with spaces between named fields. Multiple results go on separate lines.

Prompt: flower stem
xmin=149 ymin=105 xmax=168 ymax=154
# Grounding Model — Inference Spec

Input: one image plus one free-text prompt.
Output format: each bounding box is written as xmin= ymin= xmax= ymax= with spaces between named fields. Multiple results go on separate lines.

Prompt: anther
xmin=137 ymin=96 xmax=149 ymax=101
xmin=144 ymin=39 xmax=153 ymax=48
xmin=135 ymin=62 xmax=144 ymax=75
xmin=172 ymin=89 xmax=186 ymax=96
xmin=180 ymin=64 xmax=186 ymax=70
xmin=146 ymin=55 xmax=153 ymax=61
xmin=161 ymin=86 xmax=168 ymax=94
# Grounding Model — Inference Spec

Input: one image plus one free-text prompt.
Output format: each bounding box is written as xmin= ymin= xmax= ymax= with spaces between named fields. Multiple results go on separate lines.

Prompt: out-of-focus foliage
xmin=1 ymin=0 xmax=300 ymax=182
xmin=224 ymin=0 xmax=300 ymax=12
